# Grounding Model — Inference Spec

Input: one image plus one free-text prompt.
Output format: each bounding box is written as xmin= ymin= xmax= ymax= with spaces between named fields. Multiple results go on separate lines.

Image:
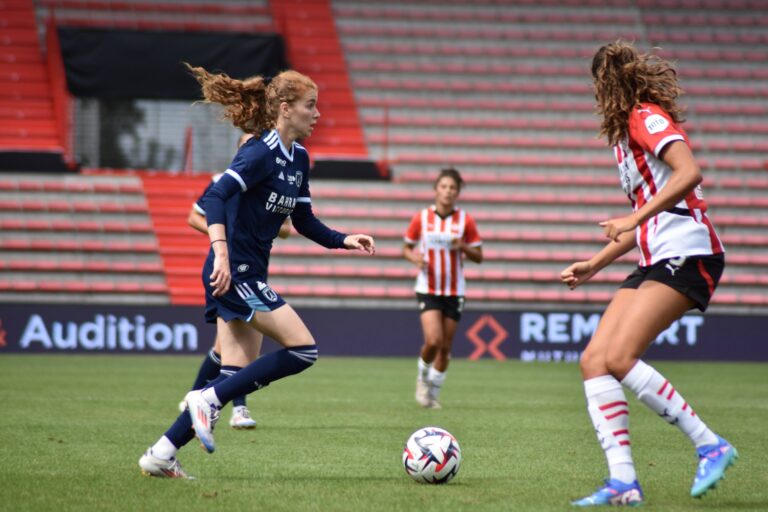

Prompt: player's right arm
xmin=560 ymin=231 xmax=636 ymax=289
xmin=403 ymin=243 xmax=424 ymax=269
xmin=403 ymin=212 xmax=423 ymax=268
xmin=204 ymin=145 xmax=271 ymax=296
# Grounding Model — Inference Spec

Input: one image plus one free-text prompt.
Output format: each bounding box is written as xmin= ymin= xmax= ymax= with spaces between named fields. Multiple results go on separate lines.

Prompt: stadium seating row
xmin=348 ymin=59 xmax=768 ymax=81
xmin=342 ymin=41 xmax=768 ymax=63
xmin=357 ymin=96 xmax=768 ymax=117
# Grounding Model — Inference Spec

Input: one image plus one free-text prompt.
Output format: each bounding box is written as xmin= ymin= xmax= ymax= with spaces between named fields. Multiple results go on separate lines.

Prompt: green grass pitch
xmin=0 ymin=355 xmax=766 ymax=512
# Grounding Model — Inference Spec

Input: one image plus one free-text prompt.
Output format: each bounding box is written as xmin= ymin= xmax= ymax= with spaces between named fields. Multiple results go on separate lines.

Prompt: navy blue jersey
xmin=203 ymin=129 xmax=346 ymax=281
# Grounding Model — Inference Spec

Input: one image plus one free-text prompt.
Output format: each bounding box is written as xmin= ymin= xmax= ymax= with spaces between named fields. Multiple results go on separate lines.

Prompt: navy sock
xmin=163 ymin=411 xmax=195 ymax=449
xmin=215 ymin=366 xmax=247 ymax=407
xmin=191 ymin=349 xmax=221 ymax=390
xmin=205 ymin=365 xmax=241 ymax=389
xmin=212 ymin=345 xmax=317 ymax=405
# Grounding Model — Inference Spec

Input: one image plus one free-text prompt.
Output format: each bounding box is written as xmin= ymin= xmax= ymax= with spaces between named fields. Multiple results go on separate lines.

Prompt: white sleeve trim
xmin=225 ymin=168 xmax=247 ymax=192
xmin=653 ymin=134 xmax=685 ymax=157
xmin=404 ymin=237 xmax=418 ymax=244
xmin=467 ymin=241 xmax=483 ymax=247
xmin=193 ymin=203 xmax=205 ymax=215
xmin=296 ymin=197 xmax=311 ymax=203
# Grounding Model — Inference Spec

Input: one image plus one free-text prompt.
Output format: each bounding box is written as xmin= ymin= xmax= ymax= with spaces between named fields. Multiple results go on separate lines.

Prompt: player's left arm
xmin=291 ymin=177 xmax=374 ymax=254
xmin=601 ymin=107 xmax=701 ymax=242
xmin=188 ymin=204 xmax=208 ymax=235
xmin=601 ymin=141 xmax=701 ymax=241
xmin=454 ymin=214 xmax=483 ymax=263
xmin=277 ymin=217 xmax=292 ymax=239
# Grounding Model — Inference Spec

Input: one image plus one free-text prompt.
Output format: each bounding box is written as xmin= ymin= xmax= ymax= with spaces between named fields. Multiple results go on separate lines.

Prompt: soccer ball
xmin=402 ymin=426 xmax=462 ymax=484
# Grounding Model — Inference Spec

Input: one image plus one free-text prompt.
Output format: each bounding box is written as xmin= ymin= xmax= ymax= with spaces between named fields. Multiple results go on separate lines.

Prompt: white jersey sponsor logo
xmin=644 ymin=114 xmax=669 ymax=134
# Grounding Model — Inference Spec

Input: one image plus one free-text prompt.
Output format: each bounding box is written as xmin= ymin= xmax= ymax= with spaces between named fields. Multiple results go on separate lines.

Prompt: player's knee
xmin=424 ymin=335 xmax=441 ymax=349
xmin=604 ymin=351 xmax=636 ymax=381
xmin=287 ymin=345 xmax=318 ymax=371
xmin=579 ymin=346 xmax=606 ymax=376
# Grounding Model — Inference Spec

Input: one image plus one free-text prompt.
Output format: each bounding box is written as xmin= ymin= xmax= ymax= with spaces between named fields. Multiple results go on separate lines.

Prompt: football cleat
xmin=572 ymin=479 xmax=644 ymax=507
xmin=415 ymin=378 xmax=431 ymax=407
xmin=185 ymin=390 xmax=220 ymax=454
xmin=229 ymin=406 xmax=257 ymax=429
xmin=139 ymin=449 xmax=193 ymax=479
xmin=427 ymin=399 xmax=442 ymax=410
xmin=691 ymin=436 xmax=738 ymax=498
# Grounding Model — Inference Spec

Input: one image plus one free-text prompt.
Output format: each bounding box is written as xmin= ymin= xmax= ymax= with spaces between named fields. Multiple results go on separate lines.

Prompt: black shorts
xmin=416 ymin=293 xmax=465 ymax=322
xmin=619 ymin=254 xmax=725 ymax=312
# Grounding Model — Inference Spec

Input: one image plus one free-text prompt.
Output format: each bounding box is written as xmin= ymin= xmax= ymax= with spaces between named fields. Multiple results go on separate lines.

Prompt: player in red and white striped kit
xmin=404 ymin=168 xmax=482 ymax=408
xmin=563 ymin=41 xmax=737 ymax=507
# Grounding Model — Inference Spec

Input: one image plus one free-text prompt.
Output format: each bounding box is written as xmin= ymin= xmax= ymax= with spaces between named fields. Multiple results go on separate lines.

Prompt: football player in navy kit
xmin=139 ymin=68 xmax=375 ymax=478
xmin=183 ymin=133 xmax=293 ymax=431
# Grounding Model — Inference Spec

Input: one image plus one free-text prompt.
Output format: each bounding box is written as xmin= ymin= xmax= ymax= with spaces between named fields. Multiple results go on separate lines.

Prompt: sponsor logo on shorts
xmin=665 ymin=256 xmax=687 ymax=276
xmin=237 ymin=264 xmax=249 ymax=273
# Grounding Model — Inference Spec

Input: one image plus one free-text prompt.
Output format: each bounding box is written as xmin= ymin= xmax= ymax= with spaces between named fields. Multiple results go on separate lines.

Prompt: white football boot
xmin=415 ymin=378 xmax=431 ymax=407
xmin=229 ymin=406 xmax=257 ymax=429
xmin=185 ymin=390 xmax=220 ymax=453
xmin=139 ymin=449 xmax=193 ymax=479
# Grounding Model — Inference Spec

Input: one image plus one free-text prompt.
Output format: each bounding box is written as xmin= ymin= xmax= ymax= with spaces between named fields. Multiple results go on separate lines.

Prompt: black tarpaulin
xmin=58 ymin=28 xmax=288 ymax=99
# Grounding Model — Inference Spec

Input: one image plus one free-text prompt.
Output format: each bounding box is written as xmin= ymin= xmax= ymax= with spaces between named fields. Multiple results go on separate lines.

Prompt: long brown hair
xmin=184 ymin=64 xmax=316 ymax=135
xmin=591 ymin=41 xmax=684 ymax=145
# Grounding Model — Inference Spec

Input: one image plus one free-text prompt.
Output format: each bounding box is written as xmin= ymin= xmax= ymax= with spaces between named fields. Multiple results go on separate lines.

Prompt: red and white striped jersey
xmin=404 ymin=206 xmax=482 ymax=296
xmin=614 ymin=102 xmax=724 ymax=266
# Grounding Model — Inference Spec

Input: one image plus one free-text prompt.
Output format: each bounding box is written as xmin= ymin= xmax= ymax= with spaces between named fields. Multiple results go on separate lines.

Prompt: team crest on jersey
xmin=237 ymin=264 xmax=250 ymax=273
xmin=295 ymin=171 xmax=303 ymax=188
xmin=257 ymin=281 xmax=278 ymax=302
xmin=644 ymin=114 xmax=669 ymax=134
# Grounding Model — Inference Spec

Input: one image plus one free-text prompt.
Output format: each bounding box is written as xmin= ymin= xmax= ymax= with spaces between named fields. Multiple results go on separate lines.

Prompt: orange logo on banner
xmin=0 ymin=319 xmax=6 ymax=347
xmin=466 ymin=314 xmax=508 ymax=361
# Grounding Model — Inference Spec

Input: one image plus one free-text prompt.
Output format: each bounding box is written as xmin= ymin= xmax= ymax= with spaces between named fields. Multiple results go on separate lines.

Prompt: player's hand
xmin=560 ymin=261 xmax=596 ymax=290
xmin=599 ymin=214 xmax=638 ymax=242
xmin=450 ymin=237 xmax=463 ymax=251
xmin=344 ymin=234 xmax=376 ymax=255
xmin=210 ymin=254 xmax=231 ymax=296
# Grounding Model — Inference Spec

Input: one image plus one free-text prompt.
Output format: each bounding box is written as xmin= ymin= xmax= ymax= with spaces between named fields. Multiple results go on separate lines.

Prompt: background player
xmin=563 ymin=41 xmax=737 ymax=506
xmin=404 ymin=168 xmax=482 ymax=409
xmin=139 ymin=66 xmax=375 ymax=478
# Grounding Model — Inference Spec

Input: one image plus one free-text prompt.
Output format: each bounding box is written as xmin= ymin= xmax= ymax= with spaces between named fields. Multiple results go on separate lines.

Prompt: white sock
xmin=417 ymin=357 xmax=431 ymax=381
xmin=584 ymin=375 xmax=637 ymax=484
xmin=201 ymin=387 xmax=223 ymax=408
xmin=151 ymin=435 xmax=177 ymax=460
xmin=621 ymin=360 xmax=718 ymax=448
xmin=427 ymin=367 xmax=446 ymax=400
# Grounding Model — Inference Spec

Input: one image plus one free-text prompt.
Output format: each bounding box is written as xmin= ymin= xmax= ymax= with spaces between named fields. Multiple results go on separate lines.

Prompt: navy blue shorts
xmin=204 ymin=272 xmax=286 ymax=323
xmin=619 ymin=254 xmax=724 ymax=312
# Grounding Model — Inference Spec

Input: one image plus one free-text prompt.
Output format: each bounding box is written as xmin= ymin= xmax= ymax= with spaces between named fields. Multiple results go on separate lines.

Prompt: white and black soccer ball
xmin=402 ymin=426 xmax=462 ymax=484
